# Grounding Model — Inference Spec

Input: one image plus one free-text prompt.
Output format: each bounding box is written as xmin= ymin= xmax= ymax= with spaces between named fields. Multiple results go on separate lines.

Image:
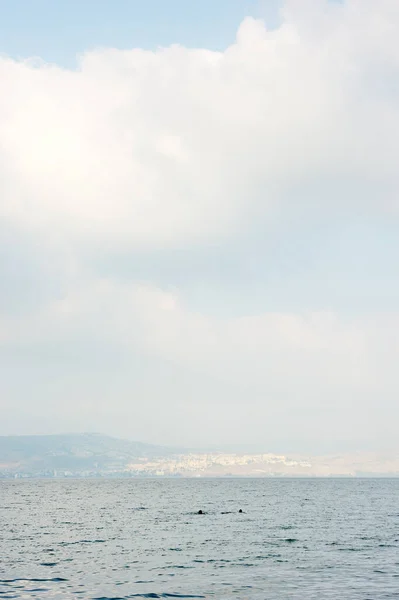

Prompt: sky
xmin=1 ymin=0 xmax=399 ymax=454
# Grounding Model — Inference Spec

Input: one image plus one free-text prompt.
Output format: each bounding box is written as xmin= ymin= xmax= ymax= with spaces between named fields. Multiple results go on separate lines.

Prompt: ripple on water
xmin=0 ymin=579 xmax=68 ymax=583
xmin=1 ymin=479 xmax=399 ymax=599
xmin=128 ymin=595 xmax=205 ymax=599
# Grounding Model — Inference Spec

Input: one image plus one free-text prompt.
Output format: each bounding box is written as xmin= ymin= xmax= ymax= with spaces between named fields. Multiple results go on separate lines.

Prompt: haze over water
xmin=1 ymin=478 xmax=398 ymax=599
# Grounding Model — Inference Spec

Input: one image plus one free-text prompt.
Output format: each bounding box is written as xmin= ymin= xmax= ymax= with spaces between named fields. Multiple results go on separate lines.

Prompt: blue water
xmin=0 ymin=478 xmax=398 ymax=599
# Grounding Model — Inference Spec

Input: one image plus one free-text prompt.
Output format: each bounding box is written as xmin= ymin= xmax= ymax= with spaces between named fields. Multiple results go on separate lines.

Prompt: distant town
xmin=2 ymin=452 xmax=311 ymax=479
xmin=0 ymin=433 xmax=398 ymax=478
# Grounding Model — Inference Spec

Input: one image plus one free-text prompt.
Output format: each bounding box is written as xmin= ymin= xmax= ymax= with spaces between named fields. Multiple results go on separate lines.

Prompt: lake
xmin=0 ymin=478 xmax=398 ymax=599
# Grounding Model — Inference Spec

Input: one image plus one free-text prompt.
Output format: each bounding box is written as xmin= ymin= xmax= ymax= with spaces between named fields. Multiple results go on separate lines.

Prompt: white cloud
xmin=0 ymin=278 xmax=386 ymax=391
xmin=0 ymin=274 xmax=398 ymax=447
xmin=1 ymin=0 xmax=399 ymax=249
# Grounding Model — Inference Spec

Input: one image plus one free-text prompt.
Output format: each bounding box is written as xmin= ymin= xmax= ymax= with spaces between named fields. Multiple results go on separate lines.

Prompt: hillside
xmin=0 ymin=433 xmax=178 ymax=475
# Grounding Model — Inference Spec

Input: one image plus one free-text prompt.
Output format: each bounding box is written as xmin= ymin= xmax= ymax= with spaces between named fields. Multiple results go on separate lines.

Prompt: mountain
xmin=0 ymin=433 xmax=180 ymax=475
xmin=1 ymin=434 xmax=398 ymax=478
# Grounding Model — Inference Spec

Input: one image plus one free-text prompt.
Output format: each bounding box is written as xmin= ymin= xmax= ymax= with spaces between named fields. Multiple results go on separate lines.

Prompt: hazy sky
xmin=1 ymin=0 xmax=398 ymax=453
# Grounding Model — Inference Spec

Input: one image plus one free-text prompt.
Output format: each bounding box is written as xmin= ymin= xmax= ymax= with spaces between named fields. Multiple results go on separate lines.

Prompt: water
xmin=1 ymin=478 xmax=398 ymax=599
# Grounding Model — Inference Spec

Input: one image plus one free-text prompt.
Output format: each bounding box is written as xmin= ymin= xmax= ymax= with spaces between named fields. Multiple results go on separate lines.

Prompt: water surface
xmin=1 ymin=478 xmax=398 ymax=599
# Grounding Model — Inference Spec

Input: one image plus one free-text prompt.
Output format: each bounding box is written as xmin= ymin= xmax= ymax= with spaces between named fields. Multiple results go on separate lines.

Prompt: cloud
xmin=1 ymin=0 xmax=399 ymax=449
xmin=1 ymin=277 xmax=397 ymax=449
xmin=2 ymin=0 xmax=399 ymax=250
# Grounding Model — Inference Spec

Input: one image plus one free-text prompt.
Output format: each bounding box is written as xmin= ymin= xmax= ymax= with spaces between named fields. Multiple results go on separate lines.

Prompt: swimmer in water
xmin=198 ymin=510 xmax=203 ymax=515
xmin=239 ymin=509 xmax=243 ymax=513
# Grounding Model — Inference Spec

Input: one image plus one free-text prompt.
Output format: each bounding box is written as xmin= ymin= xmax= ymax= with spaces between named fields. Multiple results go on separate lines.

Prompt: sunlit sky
xmin=1 ymin=0 xmax=398 ymax=453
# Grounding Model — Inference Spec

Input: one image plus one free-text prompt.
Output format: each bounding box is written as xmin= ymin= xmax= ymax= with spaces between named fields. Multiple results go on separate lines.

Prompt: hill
xmin=0 ymin=433 xmax=179 ymax=476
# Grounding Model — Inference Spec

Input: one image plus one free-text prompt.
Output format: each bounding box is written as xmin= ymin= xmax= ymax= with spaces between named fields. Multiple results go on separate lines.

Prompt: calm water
xmin=0 ymin=479 xmax=398 ymax=599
